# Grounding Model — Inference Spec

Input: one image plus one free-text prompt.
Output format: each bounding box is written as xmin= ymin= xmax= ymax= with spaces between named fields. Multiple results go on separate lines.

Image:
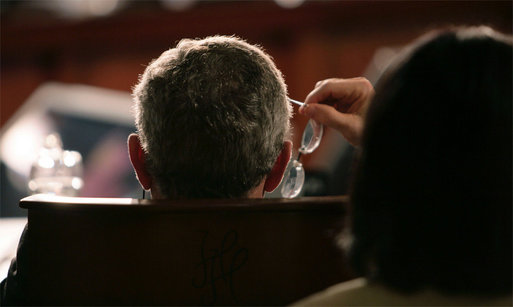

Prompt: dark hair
xmin=133 ymin=36 xmax=291 ymax=198
xmin=349 ymin=27 xmax=512 ymax=296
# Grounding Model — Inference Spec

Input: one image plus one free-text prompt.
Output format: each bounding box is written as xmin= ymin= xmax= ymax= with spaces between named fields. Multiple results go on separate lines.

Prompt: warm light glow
xmin=45 ymin=133 xmax=62 ymax=149
xmin=88 ymin=0 xmax=120 ymax=16
xmin=28 ymin=180 xmax=38 ymax=192
xmin=38 ymin=155 xmax=55 ymax=169
xmin=71 ymin=177 xmax=84 ymax=190
xmin=0 ymin=114 xmax=51 ymax=177
xmin=63 ymin=151 xmax=82 ymax=167
xmin=52 ymin=0 xmax=121 ymax=18
xmin=274 ymin=0 xmax=305 ymax=9
xmin=160 ymin=0 xmax=196 ymax=11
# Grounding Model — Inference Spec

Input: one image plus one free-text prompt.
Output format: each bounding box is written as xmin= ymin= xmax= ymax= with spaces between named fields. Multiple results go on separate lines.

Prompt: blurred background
xmin=1 ymin=0 xmax=512 ymax=216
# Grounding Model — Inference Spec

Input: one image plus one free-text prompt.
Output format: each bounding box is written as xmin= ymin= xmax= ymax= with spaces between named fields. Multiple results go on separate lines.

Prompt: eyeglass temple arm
xmin=288 ymin=98 xmax=304 ymax=107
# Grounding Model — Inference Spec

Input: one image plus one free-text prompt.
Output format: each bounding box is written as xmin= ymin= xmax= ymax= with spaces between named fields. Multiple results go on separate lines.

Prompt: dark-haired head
xmin=349 ymin=27 xmax=512 ymax=296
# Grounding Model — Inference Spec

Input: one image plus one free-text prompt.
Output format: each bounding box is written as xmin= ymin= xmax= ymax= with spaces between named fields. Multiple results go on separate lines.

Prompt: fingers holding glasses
xmin=282 ymin=78 xmax=373 ymax=197
xmin=303 ymin=77 xmax=374 ymax=112
xmin=299 ymin=77 xmax=374 ymax=147
xmin=303 ymin=105 xmax=363 ymax=147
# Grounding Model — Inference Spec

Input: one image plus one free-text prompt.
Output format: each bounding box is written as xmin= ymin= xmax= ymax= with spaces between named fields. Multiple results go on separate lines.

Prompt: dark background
xmin=1 ymin=0 xmax=511 ymax=214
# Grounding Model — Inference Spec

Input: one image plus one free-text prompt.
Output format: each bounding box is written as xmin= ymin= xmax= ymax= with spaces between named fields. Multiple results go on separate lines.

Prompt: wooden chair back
xmin=17 ymin=195 xmax=354 ymax=305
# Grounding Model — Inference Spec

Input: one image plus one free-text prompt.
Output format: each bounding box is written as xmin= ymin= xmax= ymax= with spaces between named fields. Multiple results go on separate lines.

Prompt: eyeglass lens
xmin=300 ymin=119 xmax=323 ymax=154
xmin=281 ymin=119 xmax=324 ymax=198
xmin=281 ymin=160 xmax=305 ymax=198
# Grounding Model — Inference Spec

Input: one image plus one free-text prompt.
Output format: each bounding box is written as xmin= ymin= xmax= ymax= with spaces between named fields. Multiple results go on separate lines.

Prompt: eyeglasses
xmin=281 ymin=99 xmax=324 ymax=198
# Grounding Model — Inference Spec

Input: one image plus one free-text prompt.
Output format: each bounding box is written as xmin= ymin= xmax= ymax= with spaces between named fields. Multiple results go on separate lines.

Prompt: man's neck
xmin=149 ymin=179 xmax=267 ymax=199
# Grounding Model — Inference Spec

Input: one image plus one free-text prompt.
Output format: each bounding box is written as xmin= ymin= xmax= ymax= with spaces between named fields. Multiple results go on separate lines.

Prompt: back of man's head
xmin=131 ymin=36 xmax=292 ymax=199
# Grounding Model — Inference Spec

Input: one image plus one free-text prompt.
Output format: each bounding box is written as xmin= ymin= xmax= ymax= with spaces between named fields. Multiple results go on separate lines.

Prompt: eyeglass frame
xmin=281 ymin=99 xmax=324 ymax=198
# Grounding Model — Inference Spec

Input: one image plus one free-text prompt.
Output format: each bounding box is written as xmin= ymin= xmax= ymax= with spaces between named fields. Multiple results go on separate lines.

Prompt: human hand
xmin=299 ymin=77 xmax=374 ymax=147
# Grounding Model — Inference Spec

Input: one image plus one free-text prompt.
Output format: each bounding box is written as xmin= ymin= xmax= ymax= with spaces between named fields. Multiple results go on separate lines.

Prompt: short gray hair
xmin=133 ymin=35 xmax=291 ymax=198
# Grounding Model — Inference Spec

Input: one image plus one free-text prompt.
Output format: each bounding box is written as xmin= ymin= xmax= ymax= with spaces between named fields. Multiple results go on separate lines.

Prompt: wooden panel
xmin=13 ymin=195 xmax=354 ymax=305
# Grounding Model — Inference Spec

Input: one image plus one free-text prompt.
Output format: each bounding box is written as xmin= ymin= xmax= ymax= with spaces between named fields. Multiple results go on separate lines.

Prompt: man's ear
xmin=264 ymin=140 xmax=292 ymax=193
xmin=128 ymin=133 xmax=152 ymax=190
